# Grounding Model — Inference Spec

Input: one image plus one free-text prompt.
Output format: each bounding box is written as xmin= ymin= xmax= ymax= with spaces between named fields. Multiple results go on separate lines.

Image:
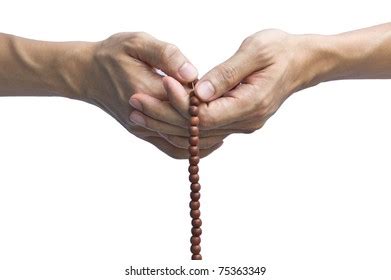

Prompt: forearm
xmin=0 ymin=33 xmax=92 ymax=99
xmin=299 ymin=23 xmax=391 ymax=88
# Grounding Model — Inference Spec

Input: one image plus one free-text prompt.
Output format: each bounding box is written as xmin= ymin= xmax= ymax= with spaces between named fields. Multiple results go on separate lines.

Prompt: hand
xmin=72 ymin=32 xmax=222 ymax=158
xmin=130 ymin=29 xmax=319 ymax=141
xmin=188 ymin=29 xmax=318 ymax=132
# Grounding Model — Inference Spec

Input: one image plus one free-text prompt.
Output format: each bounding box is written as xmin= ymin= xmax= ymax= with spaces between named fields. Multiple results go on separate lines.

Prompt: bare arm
xmin=307 ymin=23 xmax=391 ymax=86
xmin=0 ymin=32 xmax=223 ymax=159
xmin=0 ymin=33 xmax=90 ymax=98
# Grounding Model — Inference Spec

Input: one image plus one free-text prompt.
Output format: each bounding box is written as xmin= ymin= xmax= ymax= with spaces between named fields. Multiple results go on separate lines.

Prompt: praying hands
xmin=1 ymin=23 xmax=390 ymax=158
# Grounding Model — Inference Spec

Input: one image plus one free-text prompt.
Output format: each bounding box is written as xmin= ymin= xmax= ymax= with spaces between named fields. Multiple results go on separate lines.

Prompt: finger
xmin=126 ymin=32 xmax=198 ymax=83
xmin=163 ymin=76 xmax=190 ymax=118
xmin=129 ymin=110 xmax=245 ymax=137
xmin=218 ymin=119 xmax=267 ymax=134
xmin=159 ymin=133 xmax=227 ymax=149
xmin=197 ymin=83 xmax=259 ymax=129
xmin=163 ymin=76 xmax=263 ymax=133
xmin=145 ymin=136 xmax=223 ymax=159
xmin=129 ymin=110 xmax=187 ymax=136
xmin=129 ymin=93 xmax=187 ymax=128
xmin=130 ymin=62 xmax=168 ymax=101
xmin=195 ymin=48 xmax=259 ymax=101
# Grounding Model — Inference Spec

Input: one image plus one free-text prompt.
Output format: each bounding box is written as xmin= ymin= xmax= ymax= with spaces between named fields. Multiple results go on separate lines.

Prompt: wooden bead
xmin=191 ymin=245 xmax=201 ymax=254
xmin=188 ymin=165 xmax=199 ymax=174
xmin=190 ymin=96 xmax=200 ymax=106
xmin=189 ymin=174 xmax=199 ymax=183
xmin=192 ymin=218 xmax=202 ymax=228
xmin=191 ymin=236 xmax=201 ymax=245
xmin=189 ymin=201 xmax=200 ymax=210
xmin=191 ymin=227 xmax=202 ymax=237
xmin=190 ymin=192 xmax=201 ymax=201
xmin=189 ymin=136 xmax=199 ymax=146
xmin=191 ymin=183 xmax=201 ymax=192
xmin=190 ymin=209 xmax=201 ymax=219
xmin=190 ymin=117 xmax=199 ymax=126
xmin=188 ymin=145 xmax=199 ymax=156
xmin=192 ymin=254 xmax=202 ymax=260
xmin=189 ymin=156 xmax=200 ymax=165
xmin=189 ymin=106 xmax=199 ymax=116
xmin=188 ymin=84 xmax=202 ymax=260
xmin=189 ymin=126 xmax=199 ymax=136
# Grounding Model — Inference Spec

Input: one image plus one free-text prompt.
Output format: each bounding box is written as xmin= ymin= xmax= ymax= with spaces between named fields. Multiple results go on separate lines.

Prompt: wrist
xmin=51 ymin=41 xmax=96 ymax=100
xmin=291 ymin=30 xmax=388 ymax=89
xmin=288 ymin=34 xmax=341 ymax=91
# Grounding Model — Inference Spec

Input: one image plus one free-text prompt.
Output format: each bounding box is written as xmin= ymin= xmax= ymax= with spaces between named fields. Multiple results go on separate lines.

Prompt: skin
xmin=1 ymin=24 xmax=390 ymax=159
xmin=130 ymin=23 xmax=391 ymax=152
xmin=0 ymin=32 xmax=222 ymax=158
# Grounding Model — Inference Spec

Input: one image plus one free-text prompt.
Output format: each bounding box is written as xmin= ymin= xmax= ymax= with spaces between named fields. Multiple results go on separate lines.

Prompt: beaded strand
xmin=188 ymin=81 xmax=202 ymax=260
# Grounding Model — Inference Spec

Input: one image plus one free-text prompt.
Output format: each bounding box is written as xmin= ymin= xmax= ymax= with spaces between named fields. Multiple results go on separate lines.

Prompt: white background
xmin=0 ymin=1 xmax=390 ymax=279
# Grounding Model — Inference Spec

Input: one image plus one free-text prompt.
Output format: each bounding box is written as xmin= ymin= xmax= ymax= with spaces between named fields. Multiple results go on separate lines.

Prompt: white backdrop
xmin=0 ymin=1 xmax=390 ymax=279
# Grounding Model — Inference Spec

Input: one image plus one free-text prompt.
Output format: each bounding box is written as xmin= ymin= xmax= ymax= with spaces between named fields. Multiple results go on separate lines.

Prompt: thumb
xmin=195 ymin=49 xmax=259 ymax=102
xmin=126 ymin=32 xmax=198 ymax=83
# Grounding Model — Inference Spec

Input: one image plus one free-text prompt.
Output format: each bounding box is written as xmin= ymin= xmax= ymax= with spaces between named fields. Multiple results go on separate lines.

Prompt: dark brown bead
xmin=190 ymin=96 xmax=200 ymax=106
xmin=189 ymin=136 xmax=199 ymax=146
xmin=189 ymin=106 xmax=199 ymax=116
xmin=188 ymin=165 xmax=199 ymax=174
xmin=190 ymin=209 xmax=201 ymax=219
xmin=189 ymin=126 xmax=199 ymax=136
xmin=191 ymin=236 xmax=201 ymax=245
xmin=192 ymin=227 xmax=202 ymax=236
xmin=191 ymin=254 xmax=202 ymax=260
xmin=188 ymin=88 xmax=203 ymax=260
xmin=189 ymin=201 xmax=200 ymax=210
xmin=190 ymin=116 xmax=199 ymax=126
xmin=190 ymin=192 xmax=201 ymax=201
xmin=192 ymin=218 xmax=202 ymax=228
xmin=188 ymin=145 xmax=199 ymax=156
xmin=191 ymin=245 xmax=201 ymax=254
xmin=189 ymin=174 xmax=199 ymax=183
xmin=189 ymin=156 xmax=200 ymax=165
xmin=191 ymin=183 xmax=201 ymax=192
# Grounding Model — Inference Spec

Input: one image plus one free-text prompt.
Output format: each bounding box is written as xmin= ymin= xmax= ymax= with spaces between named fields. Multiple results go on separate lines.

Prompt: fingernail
xmin=178 ymin=62 xmax=198 ymax=81
xmin=129 ymin=112 xmax=146 ymax=126
xmin=129 ymin=98 xmax=142 ymax=111
xmin=196 ymin=81 xmax=215 ymax=100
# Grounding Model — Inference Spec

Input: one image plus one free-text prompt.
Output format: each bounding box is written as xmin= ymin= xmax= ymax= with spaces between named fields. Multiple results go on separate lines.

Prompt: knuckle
xmin=198 ymin=110 xmax=216 ymax=129
xmin=160 ymin=44 xmax=180 ymax=64
xmin=240 ymin=35 xmax=258 ymax=50
xmin=248 ymin=122 xmax=264 ymax=132
xmin=122 ymin=32 xmax=151 ymax=53
xmin=260 ymin=98 xmax=271 ymax=110
xmin=130 ymin=31 xmax=148 ymax=39
xmin=240 ymin=33 xmax=265 ymax=51
xmin=242 ymin=129 xmax=256 ymax=134
xmin=256 ymin=95 xmax=273 ymax=114
xmin=216 ymin=64 xmax=239 ymax=88
xmin=123 ymin=32 xmax=149 ymax=43
xmin=254 ymin=122 xmax=264 ymax=130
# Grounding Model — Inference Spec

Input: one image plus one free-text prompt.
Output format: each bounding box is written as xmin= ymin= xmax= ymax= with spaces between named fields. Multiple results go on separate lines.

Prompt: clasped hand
xmin=83 ymin=30 xmax=317 ymax=158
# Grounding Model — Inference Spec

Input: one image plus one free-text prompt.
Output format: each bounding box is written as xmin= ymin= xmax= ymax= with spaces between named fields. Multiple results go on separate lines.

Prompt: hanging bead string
xmin=188 ymin=81 xmax=202 ymax=260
